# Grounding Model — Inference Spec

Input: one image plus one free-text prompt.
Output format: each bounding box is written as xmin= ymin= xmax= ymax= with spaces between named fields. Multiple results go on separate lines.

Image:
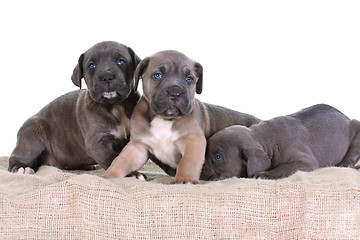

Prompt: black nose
xmin=166 ymin=85 xmax=184 ymax=101
xmin=100 ymin=74 xmax=115 ymax=83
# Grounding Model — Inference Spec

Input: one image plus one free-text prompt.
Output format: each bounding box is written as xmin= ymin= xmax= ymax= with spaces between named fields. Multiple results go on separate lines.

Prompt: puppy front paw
xmin=336 ymin=161 xmax=355 ymax=168
xmin=171 ymin=177 xmax=200 ymax=184
xmin=15 ymin=167 xmax=35 ymax=174
xmin=102 ymin=135 xmax=128 ymax=152
xmin=253 ymin=171 xmax=273 ymax=179
xmin=254 ymin=171 xmax=289 ymax=179
xmin=101 ymin=170 xmax=117 ymax=179
xmin=126 ymin=171 xmax=148 ymax=181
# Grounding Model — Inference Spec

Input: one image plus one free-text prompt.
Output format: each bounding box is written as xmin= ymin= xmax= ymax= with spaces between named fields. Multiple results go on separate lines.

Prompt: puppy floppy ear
xmin=194 ymin=62 xmax=203 ymax=94
xmin=127 ymin=47 xmax=141 ymax=73
xmin=242 ymin=147 xmax=271 ymax=178
xmin=71 ymin=53 xmax=85 ymax=89
xmin=134 ymin=57 xmax=150 ymax=91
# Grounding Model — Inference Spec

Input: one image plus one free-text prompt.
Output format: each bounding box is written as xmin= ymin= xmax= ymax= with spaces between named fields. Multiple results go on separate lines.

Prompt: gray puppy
xmin=201 ymin=104 xmax=360 ymax=180
xmin=8 ymin=41 xmax=140 ymax=173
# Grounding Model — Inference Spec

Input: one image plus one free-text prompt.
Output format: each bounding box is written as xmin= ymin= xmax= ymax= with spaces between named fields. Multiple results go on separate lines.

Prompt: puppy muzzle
xmin=151 ymin=85 xmax=192 ymax=117
xmin=89 ymin=75 xmax=131 ymax=103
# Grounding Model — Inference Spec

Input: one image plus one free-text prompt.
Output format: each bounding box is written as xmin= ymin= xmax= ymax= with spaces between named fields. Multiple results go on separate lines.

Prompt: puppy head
xmin=71 ymin=41 xmax=141 ymax=104
xmin=201 ymin=126 xmax=271 ymax=180
xmin=134 ymin=50 xmax=203 ymax=119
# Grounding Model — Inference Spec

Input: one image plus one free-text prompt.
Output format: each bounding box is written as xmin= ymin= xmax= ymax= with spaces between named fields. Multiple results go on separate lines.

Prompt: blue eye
xmin=153 ymin=72 xmax=162 ymax=80
xmin=117 ymin=59 xmax=125 ymax=65
xmin=185 ymin=76 xmax=194 ymax=83
xmin=88 ymin=63 xmax=96 ymax=69
xmin=214 ymin=153 xmax=223 ymax=162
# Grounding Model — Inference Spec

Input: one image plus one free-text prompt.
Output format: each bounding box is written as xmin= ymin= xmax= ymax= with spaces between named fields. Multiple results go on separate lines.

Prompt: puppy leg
xmin=337 ymin=120 xmax=360 ymax=167
xmin=101 ymin=141 xmax=149 ymax=178
xmin=8 ymin=118 xmax=49 ymax=173
xmin=173 ymin=135 xmax=206 ymax=184
xmin=85 ymin=133 xmax=129 ymax=170
xmin=255 ymin=152 xmax=318 ymax=179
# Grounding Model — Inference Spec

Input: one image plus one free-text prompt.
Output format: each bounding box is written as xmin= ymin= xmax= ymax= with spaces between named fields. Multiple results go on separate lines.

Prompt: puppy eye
xmin=153 ymin=72 xmax=162 ymax=80
xmin=185 ymin=76 xmax=194 ymax=83
xmin=214 ymin=153 xmax=223 ymax=162
xmin=117 ymin=59 xmax=126 ymax=65
xmin=88 ymin=63 xmax=96 ymax=69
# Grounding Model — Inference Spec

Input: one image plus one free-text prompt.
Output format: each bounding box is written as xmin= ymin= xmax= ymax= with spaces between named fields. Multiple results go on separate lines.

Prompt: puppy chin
xmin=102 ymin=91 xmax=130 ymax=103
xmin=102 ymin=91 xmax=118 ymax=99
xmin=151 ymin=102 xmax=192 ymax=119
xmin=89 ymin=90 xmax=129 ymax=104
xmin=165 ymin=107 xmax=180 ymax=116
xmin=158 ymin=107 xmax=187 ymax=119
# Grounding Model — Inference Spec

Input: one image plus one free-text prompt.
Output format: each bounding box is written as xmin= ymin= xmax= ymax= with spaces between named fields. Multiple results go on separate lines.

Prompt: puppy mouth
xmin=164 ymin=106 xmax=180 ymax=116
xmin=102 ymin=91 xmax=118 ymax=99
xmin=155 ymin=104 xmax=192 ymax=119
xmin=150 ymin=94 xmax=192 ymax=118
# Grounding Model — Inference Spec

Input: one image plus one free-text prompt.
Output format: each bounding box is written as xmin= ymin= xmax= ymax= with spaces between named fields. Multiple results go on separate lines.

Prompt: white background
xmin=0 ymin=0 xmax=359 ymax=156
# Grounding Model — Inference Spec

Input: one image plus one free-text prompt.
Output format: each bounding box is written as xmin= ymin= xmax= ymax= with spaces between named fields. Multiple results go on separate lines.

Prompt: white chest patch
xmin=110 ymin=105 xmax=130 ymax=139
xmin=141 ymin=117 xmax=181 ymax=169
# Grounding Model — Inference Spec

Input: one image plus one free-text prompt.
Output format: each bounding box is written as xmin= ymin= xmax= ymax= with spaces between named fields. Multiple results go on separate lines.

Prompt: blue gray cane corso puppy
xmin=202 ymin=104 xmax=360 ymax=180
xmin=9 ymin=41 xmax=141 ymax=174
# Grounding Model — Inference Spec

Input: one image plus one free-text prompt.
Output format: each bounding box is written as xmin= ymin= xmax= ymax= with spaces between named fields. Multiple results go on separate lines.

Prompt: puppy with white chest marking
xmin=8 ymin=41 xmax=141 ymax=173
xmin=102 ymin=50 xmax=260 ymax=183
xmin=202 ymin=104 xmax=360 ymax=180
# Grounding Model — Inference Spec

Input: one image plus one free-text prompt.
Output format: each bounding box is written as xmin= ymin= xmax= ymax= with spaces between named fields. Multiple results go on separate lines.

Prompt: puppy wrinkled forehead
xmin=210 ymin=126 xmax=253 ymax=147
xmin=149 ymin=50 xmax=197 ymax=73
xmin=85 ymin=41 xmax=130 ymax=61
xmin=91 ymin=41 xmax=127 ymax=52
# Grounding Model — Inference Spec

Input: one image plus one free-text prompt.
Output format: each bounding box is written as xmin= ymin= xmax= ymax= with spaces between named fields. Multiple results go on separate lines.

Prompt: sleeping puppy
xmin=102 ymin=50 xmax=260 ymax=183
xmin=201 ymin=104 xmax=360 ymax=180
xmin=8 ymin=41 xmax=141 ymax=174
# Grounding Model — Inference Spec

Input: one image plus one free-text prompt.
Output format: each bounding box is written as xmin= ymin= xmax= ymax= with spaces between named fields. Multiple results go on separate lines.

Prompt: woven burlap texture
xmin=0 ymin=156 xmax=359 ymax=239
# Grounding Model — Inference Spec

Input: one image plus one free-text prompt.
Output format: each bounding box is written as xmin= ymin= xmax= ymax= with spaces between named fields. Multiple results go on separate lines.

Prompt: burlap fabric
xmin=0 ymin=156 xmax=359 ymax=239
